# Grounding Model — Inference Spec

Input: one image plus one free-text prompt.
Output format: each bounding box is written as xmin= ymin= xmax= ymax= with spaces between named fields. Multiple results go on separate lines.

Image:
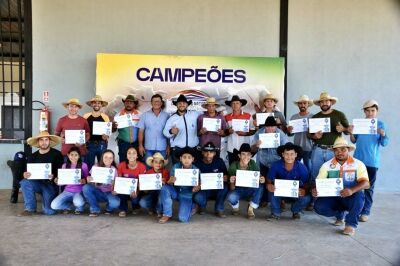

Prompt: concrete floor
xmin=0 ymin=190 xmax=399 ymax=266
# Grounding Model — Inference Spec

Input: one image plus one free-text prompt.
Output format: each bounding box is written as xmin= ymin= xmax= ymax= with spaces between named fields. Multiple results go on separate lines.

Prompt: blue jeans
xmin=82 ymin=184 xmax=120 ymax=213
xmin=158 ymin=184 xmax=194 ymax=223
xmin=51 ymin=190 xmax=85 ymax=212
xmin=139 ymin=191 xmax=160 ymax=210
xmin=311 ymin=147 xmax=334 ymax=181
xmin=144 ymin=150 xmax=167 ymax=168
xmin=226 ymin=186 xmax=264 ymax=209
xmin=300 ymin=150 xmax=312 ymax=175
xmin=118 ymin=140 xmax=139 ymax=163
xmin=118 ymin=194 xmax=140 ymax=212
xmin=314 ymin=191 xmax=365 ymax=228
xmin=361 ymin=166 xmax=378 ymax=216
xmin=193 ymin=183 xmax=228 ymax=212
xmin=269 ymin=192 xmax=311 ymax=216
xmin=86 ymin=141 xmax=108 ymax=170
xmin=20 ymin=179 xmax=57 ymax=215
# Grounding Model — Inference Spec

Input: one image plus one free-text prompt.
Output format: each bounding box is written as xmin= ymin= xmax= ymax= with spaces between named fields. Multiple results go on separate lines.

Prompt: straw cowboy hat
xmin=62 ymin=98 xmax=82 ymax=108
xmin=331 ymin=137 xmax=355 ymax=151
xmin=86 ymin=95 xmax=108 ymax=107
xmin=362 ymin=99 xmax=379 ymax=110
xmin=313 ymin=92 xmax=338 ymax=105
xmin=145 ymin=152 xmax=168 ymax=167
xmin=201 ymin=97 xmax=220 ymax=109
xmin=293 ymin=95 xmax=313 ymax=106
xmin=225 ymin=95 xmax=247 ymax=106
xmin=27 ymin=131 xmax=61 ymax=148
xmin=262 ymin=93 xmax=279 ymax=103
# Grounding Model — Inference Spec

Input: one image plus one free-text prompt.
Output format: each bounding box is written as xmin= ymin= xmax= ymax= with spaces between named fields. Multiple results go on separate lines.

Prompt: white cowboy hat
xmin=293 ymin=95 xmax=313 ymax=106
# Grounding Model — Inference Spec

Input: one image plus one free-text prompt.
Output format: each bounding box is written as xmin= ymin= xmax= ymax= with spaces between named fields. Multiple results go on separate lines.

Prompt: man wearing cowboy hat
xmin=112 ymin=94 xmax=141 ymax=162
xmin=19 ymin=132 xmax=64 ymax=216
xmin=138 ymin=94 xmax=170 ymax=164
xmin=55 ymin=98 xmax=91 ymax=159
xmin=349 ymin=99 xmax=389 ymax=222
xmin=254 ymin=93 xmax=288 ymax=133
xmin=83 ymin=95 xmax=110 ymax=170
xmin=197 ymin=97 xmax=227 ymax=154
xmin=163 ymin=94 xmax=200 ymax=164
xmin=309 ymin=92 xmax=350 ymax=182
xmin=224 ymin=95 xmax=255 ymax=164
xmin=266 ymin=142 xmax=311 ymax=220
xmin=287 ymin=95 xmax=315 ymax=173
xmin=312 ymin=137 xmax=369 ymax=236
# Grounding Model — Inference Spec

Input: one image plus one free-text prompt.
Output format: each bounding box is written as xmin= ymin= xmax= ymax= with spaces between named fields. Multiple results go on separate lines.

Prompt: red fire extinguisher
xmin=39 ymin=106 xmax=50 ymax=132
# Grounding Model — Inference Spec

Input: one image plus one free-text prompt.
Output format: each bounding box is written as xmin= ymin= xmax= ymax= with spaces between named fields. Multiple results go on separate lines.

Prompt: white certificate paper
xmin=203 ymin=117 xmax=221 ymax=132
xmin=235 ymin=170 xmax=260 ymax=188
xmin=256 ymin=113 xmax=274 ymax=126
xmin=92 ymin=121 xmax=112 ymax=136
xmin=259 ymin=133 xmax=280 ymax=148
xmin=90 ymin=166 xmax=115 ymax=184
xmin=57 ymin=169 xmax=81 ymax=185
xmin=174 ymin=169 xmax=199 ymax=186
xmin=309 ymin=118 xmax=331 ymax=133
xmin=200 ymin=173 xmax=224 ymax=190
xmin=64 ymin=130 xmax=86 ymax=144
xmin=27 ymin=163 xmax=51 ymax=180
xmin=289 ymin=118 xmax=309 ymax=133
xmin=352 ymin=118 xmax=378 ymax=135
xmin=114 ymin=114 xmax=137 ymax=129
xmin=316 ymin=178 xmax=343 ymax=197
xmin=232 ymin=119 xmax=250 ymax=132
xmin=274 ymin=179 xmax=299 ymax=198
xmin=139 ymin=173 xmax=163 ymax=190
xmin=114 ymin=177 xmax=138 ymax=195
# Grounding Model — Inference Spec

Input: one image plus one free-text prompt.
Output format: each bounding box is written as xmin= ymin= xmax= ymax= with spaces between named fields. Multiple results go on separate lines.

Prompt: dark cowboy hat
xmin=225 ymin=95 xmax=247 ymax=107
xmin=201 ymin=142 xmax=217 ymax=152
xmin=233 ymin=143 xmax=255 ymax=159
xmin=172 ymin=94 xmax=193 ymax=106
xmin=177 ymin=146 xmax=197 ymax=158
xmin=260 ymin=116 xmax=277 ymax=127
xmin=122 ymin=94 xmax=139 ymax=104
xmin=277 ymin=142 xmax=303 ymax=159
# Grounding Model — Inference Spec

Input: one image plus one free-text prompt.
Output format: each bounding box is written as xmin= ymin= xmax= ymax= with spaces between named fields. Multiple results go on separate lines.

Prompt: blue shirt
xmin=353 ymin=120 xmax=389 ymax=168
xmin=163 ymin=110 xmax=200 ymax=148
xmin=253 ymin=127 xmax=288 ymax=167
xmin=195 ymin=157 xmax=228 ymax=175
xmin=138 ymin=109 xmax=169 ymax=151
xmin=268 ymin=160 xmax=309 ymax=187
xmin=170 ymin=162 xmax=199 ymax=198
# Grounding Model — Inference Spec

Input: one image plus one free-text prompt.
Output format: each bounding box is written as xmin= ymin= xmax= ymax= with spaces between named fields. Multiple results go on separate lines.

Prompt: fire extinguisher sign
xmin=43 ymin=91 xmax=49 ymax=103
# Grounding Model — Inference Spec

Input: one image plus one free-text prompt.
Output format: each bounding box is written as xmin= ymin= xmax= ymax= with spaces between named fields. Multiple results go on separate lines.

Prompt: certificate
xmin=114 ymin=114 xmax=137 ymax=129
xmin=352 ymin=118 xmax=378 ymax=135
xmin=90 ymin=166 xmax=115 ymax=184
xmin=256 ymin=112 xmax=274 ymax=126
xmin=114 ymin=177 xmax=137 ymax=195
xmin=92 ymin=121 xmax=112 ymax=136
xmin=57 ymin=169 xmax=81 ymax=185
xmin=27 ymin=163 xmax=51 ymax=180
xmin=235 ymin=170 xmax=260 ymax=188
xmin=174 ymin=168 xmax=199 ymax=186
xmin=259 ymin=133 xmax=280 ymax=148
xmin=231 ymin=119 xmax=250 ymax=132
xmin=139 ymin=173 xmax=163 ymax=190
xmin=316 ymin=178 xmax=343 ymax=197
xmin=289 ymin=118 xmax=309 ymax=133
xmin=203 ymin=117 xmax=221 ymax=132
xmin=309 ymin=118 xmax=331 ymax=133
xmin=200 ymin=173 xmax=224 ymax=190
xmin=274 ymin=179 xmax=299 ymax=198
xmin=64 ymin=130 xmax=85 ymax=144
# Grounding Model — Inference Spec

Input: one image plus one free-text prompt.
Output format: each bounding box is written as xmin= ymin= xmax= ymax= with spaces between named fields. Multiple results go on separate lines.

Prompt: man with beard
xmin=83 ymin=95 xmax=110 ymax=170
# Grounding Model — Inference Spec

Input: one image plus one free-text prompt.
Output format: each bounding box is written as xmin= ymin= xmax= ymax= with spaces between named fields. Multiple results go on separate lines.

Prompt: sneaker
xmin=292 ymin=213 xmax=301 ymax=220
xmin=215 ymin=211 xmax=226 ymax=218
xmin=343 ymin=226 xmax=356 ymax=236
xmin=267 ymin=214 xmax=280 ymax=221
xmin=158 ymin=215 xmax=170 ymax=224
xmin=359 ymin=214 xmax=369 ymax=222
xmin=104 ymin=211 xmax=111 ymax=215
xmin=118 ymin=211 xmax=127 ymax=218
xmin=18 ymin=210 xmax=35 ymax=217
xmin=247 ymin=205 xmax=255 ymax=220
xmin=89 ymin=212 xmax=99 ymax=217
xmin=74 ymin=210 xmax=82 ymax=215
xmin=333 ymin=219 xmax=345 ymax=226
xmin=62 ymin=210 xmax=71 ymax=215
xmin=231 ymin=208 xmax=240 ymax=216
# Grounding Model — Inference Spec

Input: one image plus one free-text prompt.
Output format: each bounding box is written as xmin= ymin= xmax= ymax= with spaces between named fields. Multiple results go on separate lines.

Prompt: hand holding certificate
xmin=352 ymin=119 xmax=377 ymax=135
xmin=289 ymin=118 xmax=308 ymax=133
xmin=64 ymin=130 xmax=86 ymax=144
xmin=235 ymin=170 xmax=260 ymax=188
xmin=259 ymin=133 xmax=280 ymax=148
xmin=114 ymin=177 xmax=137 ymax=195
xmin=114 ymin=114 xmax=137 ymax=129
xmin=90 ymin=166 xmax=115 ymax=184
xmin=203 ymin=118 xmax=221 ymax=132
xmin=256 ymin=113 xmax=274 ymax=126
xmin=231 ymin=119 xmax=250 ymax=133
xmin=200 ymin=173 xmax=224 ymax=190
xmin=309 ymin=118 xmax=331 ymax=133
xmin=92 ymin=121 xmax=112 ymax=136
xmin=27 ymin=163 xmax=52 ymax=180
xmin=274 ymin=179 xmax=299 ymax=198
xmin=316 ymin=178 xmax=343 ymax=197
xmin=174 ymin=169 xmax=199 ymax=186
xmin=57 ymin=169 xmax=81 ymax=185
xmin=139 ymin=173 xmax=163 ymax=190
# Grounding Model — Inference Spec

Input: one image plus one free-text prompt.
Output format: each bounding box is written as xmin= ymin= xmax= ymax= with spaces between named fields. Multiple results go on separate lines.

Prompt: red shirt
xmin=55 ymin=115 xmax=90 ymax=156
xmin=117 ymin=161 xmax=147 ymax=179
xmin=146 ymin=168 xmax=170 ymax=183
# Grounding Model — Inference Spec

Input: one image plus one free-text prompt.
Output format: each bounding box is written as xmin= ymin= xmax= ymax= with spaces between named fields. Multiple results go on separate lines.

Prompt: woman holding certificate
xmin=51 ymin=147 xmax=88 ymax=214
xmin=82 ymin=150 xmax=120 ymax=217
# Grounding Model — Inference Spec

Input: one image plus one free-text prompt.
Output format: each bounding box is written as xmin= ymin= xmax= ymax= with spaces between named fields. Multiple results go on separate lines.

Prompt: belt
xmin=88 ymin=140 xmax=107 ymax=144
xmin=315 ymin=144 xmax=333 ymax=149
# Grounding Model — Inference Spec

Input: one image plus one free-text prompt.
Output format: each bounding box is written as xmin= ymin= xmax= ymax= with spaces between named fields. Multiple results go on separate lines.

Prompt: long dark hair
xmin=65 ymin=146 xmax=82 ymax=169
xmin=99 ymin=149 xmax=117 ymax=168
xmin=124 ymin=146 xmax=138 ymax=169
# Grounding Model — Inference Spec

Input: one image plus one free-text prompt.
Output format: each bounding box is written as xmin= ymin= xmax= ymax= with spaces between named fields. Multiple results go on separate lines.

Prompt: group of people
xmin=18 ymin=91 xmax=388 ymax=236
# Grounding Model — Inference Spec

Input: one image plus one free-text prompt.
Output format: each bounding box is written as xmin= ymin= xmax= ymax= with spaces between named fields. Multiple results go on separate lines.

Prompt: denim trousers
xmin=51 ymin=190 xmax=85 ymax=212
xmin=310 ymin=147 xmax=334 ymax=181
xmin=226 ymin=186 xmax=264 ymax=209
xmin=269 ymin=192 xmax=311 ymax=216
xmin=118 ymin=193 xmax=140 ymax=212
xmin=193 ymin=183 xmax=228 ymax=212
xmin=158 ymin=184 xmax=193 ymax=223
xmin=86 ymin=141 xmax=108 ymax=170
xmin=20 ymin=179 xmax=57 ymax=215
xmin=139 ymin=191 xmax=160 ymax=210
xmin=314 ymin=191 xmax=365 ymax=228
xmin=82 ymin=184 xmax=120 ymax=213
xmin=361 ymin=166 xmax=378 ymax=216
